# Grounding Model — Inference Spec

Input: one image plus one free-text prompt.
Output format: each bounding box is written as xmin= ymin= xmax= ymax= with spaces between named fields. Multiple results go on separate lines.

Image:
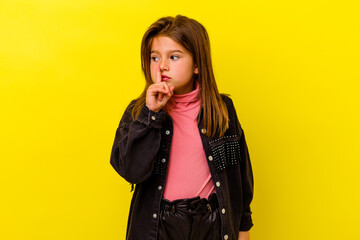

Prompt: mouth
xmin=161 ymin=75 xmax=171 ymax=81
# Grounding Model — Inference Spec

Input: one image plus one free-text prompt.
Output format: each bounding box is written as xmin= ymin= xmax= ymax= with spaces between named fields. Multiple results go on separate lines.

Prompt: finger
xmin=161 ymin=83 xmax=171 ymax=98
xmin=162 ymin=86 xmax=175 ymax=102
xmin=156 ymin=84 xmax=165 ymax=101
xmin=155 ymin=65 xmax=161 ymax=83
xmin=148 ymin=86 xmax=167 ymax=95
xmin=149 ymin=86 xmax=168 ymax=93
xmin=152 ymin=82 xmax=170 ymax=95
xmin=169 ymin=86 xmax=175 ymax=96
xmin=162 ymin=82 xmax=171 ymax=96
xmin=158 ymin=92 xmax=163 ymax=101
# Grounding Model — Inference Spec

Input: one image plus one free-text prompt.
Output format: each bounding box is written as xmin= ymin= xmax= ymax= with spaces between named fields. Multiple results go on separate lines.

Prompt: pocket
xmin=209 ymin=135 xmax=241 ymax=171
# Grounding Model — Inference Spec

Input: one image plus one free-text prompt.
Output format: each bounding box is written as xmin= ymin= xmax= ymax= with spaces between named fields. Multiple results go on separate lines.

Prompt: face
xmin=150 ymin=35 xmax=198 ymax=95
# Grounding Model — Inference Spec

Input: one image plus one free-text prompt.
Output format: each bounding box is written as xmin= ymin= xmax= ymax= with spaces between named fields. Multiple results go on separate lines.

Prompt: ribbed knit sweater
xmin=162 ymin=81 xmax=215 ymax=201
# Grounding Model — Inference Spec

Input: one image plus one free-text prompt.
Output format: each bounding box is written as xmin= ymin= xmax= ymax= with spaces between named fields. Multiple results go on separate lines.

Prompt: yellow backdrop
xmin=1 ymin=0 xmax=359 ymax=239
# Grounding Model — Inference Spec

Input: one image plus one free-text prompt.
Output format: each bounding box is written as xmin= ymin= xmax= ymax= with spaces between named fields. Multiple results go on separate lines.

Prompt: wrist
xmin=146 ymin=104 xmax=160 ymax=112
xmin=136 ymin=105 xmax=165 ymax=129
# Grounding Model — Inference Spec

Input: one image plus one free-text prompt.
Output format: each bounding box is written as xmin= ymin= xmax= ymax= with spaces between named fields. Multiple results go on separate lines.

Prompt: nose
xmin=159 ymin=59 xmax=169 ymax=71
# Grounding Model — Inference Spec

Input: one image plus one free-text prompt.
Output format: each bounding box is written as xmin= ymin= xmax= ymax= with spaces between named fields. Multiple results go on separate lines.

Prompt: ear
xmin=194 ymin=66 xmax=199 ymax=74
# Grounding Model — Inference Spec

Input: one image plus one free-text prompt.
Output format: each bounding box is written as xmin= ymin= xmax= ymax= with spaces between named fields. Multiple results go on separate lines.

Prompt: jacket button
xmin=165 ymin=130 xmax=170 ymax=135
xmin=151 ymin=116 xmax=156 ymax=120
xmin=221 ymin=208 xmax=226 ymax=214
xmin=158 ymin=186 xmax=162 ymax=190
xmin=216 ymin=181 xmax=221 ymax=187
xmin=224 ymin=235 xmax=229 ymax=240
xmin=153 ymin=213 xmax=157 ymax=218
xmin=161 ymin=158 xmax=166 ymax=163
xmin=208 ymin=155 xmax=213 ymax=161
xmin=201 ymin=128 xmax=206 ymax=134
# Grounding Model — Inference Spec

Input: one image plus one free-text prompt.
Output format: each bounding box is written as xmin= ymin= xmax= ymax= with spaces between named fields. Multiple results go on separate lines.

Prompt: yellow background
xmin=1 ymin=0 xmax=359 ymax=239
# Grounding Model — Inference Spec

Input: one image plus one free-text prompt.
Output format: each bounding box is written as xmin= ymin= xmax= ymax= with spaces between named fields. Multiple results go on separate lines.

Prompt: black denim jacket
xmin=110 ymin=95 xmax=254 ymax=240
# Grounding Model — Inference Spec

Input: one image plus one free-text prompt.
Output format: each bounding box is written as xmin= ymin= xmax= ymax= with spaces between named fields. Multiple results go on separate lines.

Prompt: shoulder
xmin=122 ymin=98 xmax=142 ymax=115
xmin=220 ymin=93 xmax=243 ymax=129
xmin=118 ymin=99 xmax=140 ymax=126
xmin=125 ymin=99 xmax=138 ymax=111
xmin=220 ymin=93 xmax=235 ymax=111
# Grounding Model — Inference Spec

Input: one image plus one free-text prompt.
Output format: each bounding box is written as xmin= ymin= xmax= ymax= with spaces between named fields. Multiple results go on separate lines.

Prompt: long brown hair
xmin=131 ymin=15 xmax=229 ymax=137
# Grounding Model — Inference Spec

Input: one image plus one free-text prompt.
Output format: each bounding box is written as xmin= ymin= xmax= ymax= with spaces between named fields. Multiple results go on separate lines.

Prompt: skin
xmin=238 ymin=231 xmax=250 ymax=240
xmin=146 ymin=36 xmax=251 ymax=239
xmin=146 ymin=35 xmax=198 ymax=112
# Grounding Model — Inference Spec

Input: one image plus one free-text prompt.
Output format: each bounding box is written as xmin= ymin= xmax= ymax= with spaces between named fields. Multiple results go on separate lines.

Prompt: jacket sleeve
xmin=238 ymin=128 xmax=254 ymax=231
xmin=110 ymin=101 xmax=166 ymax=184
xmin=229 ymin=98 xmax=254 ymax=231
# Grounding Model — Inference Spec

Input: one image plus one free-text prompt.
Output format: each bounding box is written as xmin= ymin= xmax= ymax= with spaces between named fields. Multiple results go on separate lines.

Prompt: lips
xmin=161 ymin=75 xmax=171 ymax=81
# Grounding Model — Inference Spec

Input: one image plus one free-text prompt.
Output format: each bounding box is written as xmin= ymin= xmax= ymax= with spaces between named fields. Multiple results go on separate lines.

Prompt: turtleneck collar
xmin=166 ymin=80 xmax=201 ymax=113
xmin=173 ymin=80 xmax=200 ymax=102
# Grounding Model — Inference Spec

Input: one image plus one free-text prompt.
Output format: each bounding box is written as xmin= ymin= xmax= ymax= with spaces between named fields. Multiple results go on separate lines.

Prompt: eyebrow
xmin=150 ymin=50 xmax=184 ymax=54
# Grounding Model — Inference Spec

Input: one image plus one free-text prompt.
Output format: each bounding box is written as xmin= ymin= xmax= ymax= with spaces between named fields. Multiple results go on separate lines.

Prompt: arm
xmin=110 ymin=65 xmax=174 ymax=184
xmin=110 ymin=102 xmax=166 ymax=184
xmin=238 ymin=127 xmax=254 ymax=230
xmin=228 ymin=98 xmax=254 ymax=231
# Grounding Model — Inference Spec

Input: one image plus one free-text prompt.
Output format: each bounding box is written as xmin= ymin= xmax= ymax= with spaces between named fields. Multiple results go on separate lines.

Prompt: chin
xmin=166 ymin=82 xmax=174 ymax=88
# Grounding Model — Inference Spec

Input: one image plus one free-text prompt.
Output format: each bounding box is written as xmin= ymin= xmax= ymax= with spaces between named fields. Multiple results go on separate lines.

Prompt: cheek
xmin=181 ymin=59 xmax=195 ymax=75
xmin=183 ymin=63 xmax=195 ymax=78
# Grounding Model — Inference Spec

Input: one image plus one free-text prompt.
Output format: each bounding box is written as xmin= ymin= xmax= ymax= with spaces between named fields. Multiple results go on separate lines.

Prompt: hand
xmin=146 ymin=65 xmax=174 ymax=112
xmin=238 ymin=231 xmax=250 ymax=240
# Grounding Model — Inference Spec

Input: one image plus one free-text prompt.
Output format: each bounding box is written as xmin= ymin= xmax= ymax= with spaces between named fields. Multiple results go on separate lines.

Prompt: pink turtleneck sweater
xmin=162 ymin=81 xmax=215 ymax=201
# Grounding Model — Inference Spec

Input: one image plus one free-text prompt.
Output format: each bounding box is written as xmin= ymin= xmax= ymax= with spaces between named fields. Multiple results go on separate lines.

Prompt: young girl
xmin=110 ymin=15 xmax=254 ymax=240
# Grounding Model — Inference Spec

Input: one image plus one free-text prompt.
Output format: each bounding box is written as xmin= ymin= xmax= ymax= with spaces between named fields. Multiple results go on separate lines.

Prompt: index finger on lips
xmin=155 ymin=65 xmax=161 ymax=83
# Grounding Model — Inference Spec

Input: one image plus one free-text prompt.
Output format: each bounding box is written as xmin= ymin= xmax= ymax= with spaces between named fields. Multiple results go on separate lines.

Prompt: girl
xmin=110 ymin=15 xmax=254 ymax=240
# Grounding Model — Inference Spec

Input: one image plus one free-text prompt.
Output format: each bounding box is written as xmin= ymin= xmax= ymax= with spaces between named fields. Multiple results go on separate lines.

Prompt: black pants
xmin=158 ymin=193 xmax=221 ymax=240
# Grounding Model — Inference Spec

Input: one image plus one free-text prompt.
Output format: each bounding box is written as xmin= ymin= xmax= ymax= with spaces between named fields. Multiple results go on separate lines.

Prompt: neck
xmin=174 ymin=79 xmax=195 ymax=95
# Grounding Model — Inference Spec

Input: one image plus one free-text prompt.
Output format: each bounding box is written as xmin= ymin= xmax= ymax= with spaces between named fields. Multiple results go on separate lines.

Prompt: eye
xmin=171 ymin=55 xmax=179 ymax=60
xmin=151 ymin=56 xmax=159 ymax=61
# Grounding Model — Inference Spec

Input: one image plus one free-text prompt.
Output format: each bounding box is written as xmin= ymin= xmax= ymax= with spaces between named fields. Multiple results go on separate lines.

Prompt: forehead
xmin=150 ymin=35 xmax=188 ymax=54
